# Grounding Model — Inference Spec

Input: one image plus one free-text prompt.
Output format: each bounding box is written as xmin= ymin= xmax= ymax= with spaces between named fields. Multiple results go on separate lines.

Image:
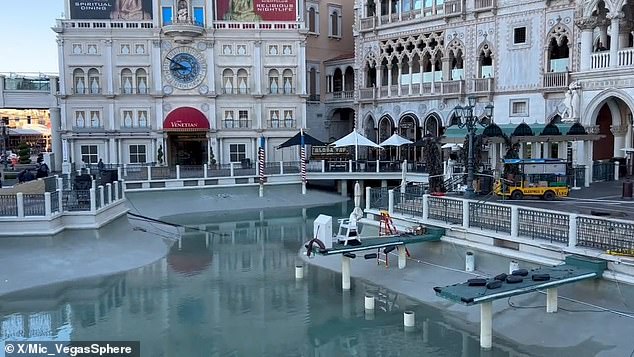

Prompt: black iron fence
xmin=593 ymin=161 xmax=615 ymax=182
xmin=394 ymin=192 xmax=424 ymax=217
xmin=469 ymin=202 xmax=511 ymax=233
xmin=577 ymin=216 xmax=634 ymax=251
xmin=62 ymin=190 xmax=91 ymax=212
xmin=0 ymin=195 xmax=17 ymax=216
xmin=518 ymin=209 xmax=569 ymax=244
xmin=51 ymin=191 xmax=60 ymax=213
xmin=23 ymin=194 xmax=45 ymax=216
xmin=368 ymin=187 xmax=389 ymax=211
xmin=428 ymin=196 xmax=463 ymax=224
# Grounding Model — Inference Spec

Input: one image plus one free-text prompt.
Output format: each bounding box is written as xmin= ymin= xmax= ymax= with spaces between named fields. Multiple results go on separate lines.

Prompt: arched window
xmin=237 ymin=69 xmax=248 ymax=94
xmin=269 ymin=69 xmax=279 ymax=94
xmin=366 ymin=0 xmax=376 ymax=16
xmin=378 ymin=116 xmax=393 ymax=143
xmin=424 ymin=115 xmax=440 ymax=137
xmin=344 ymin=67 xmax=354 ymax=91
xmin=398 ymin=114 xmax=418 ymax=141
xmin=333 ymin=68 xmax=343 ymax=92
xmin=282 ymin=69 xmax=293 ymax=94
xmin=410 ymin=53 xmax=421 ymax=84
xmin=136 ymin=68 xmax=148 ymax=94
xmin=73 ymin=69 xmax=85 ymax=94
xmin=546 ymin=25 xmax=570 ymax=72
xmin=87 ymin=68 xmax=100 ymax=94
xmin=478 ymin=44 xmax=494 ymax=78
xmin=223 ymin=69 xmax=234 ymax=94
xmin=121 ymin=69 xmax=133 ymax=94
xmin=449 ymin=49 xmax=464 ymax=80
xmin=365 ymin=64 xmax=376 ymax=88
xmin=308 ymin=7 xmax=316 ymax=33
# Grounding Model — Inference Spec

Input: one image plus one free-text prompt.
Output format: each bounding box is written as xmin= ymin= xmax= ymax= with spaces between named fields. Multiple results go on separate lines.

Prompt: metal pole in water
xmin=295 ymin=265 xmax=304 ymax=279
xmin=480 ymin=301 xmax=493 ymax=349
xmin=465 ymin=251 xmax=475 ymax=272
xmin=403 ymin=311 xmax=415 ymax=328
xmin=509 ymin=260 xmax=519 ymax=274
xmin=364 ymin=294 xmax=375 ymax=310
xmin=342 ymin=256 xmax=351 ymax=290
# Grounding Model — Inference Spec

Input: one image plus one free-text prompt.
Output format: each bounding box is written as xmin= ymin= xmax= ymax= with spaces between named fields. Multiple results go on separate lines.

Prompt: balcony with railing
xmin=213 ymin=22 xmax=301 ymax=31
xmin=471 ymin=78 xmax=494 ymax=94
xmin=163 ymin=20 xmax=205 ymax=41
xmin=53 ymin=19 xmax=153 ymax=32
xmin=222 ymin=88 xmax=251 ymax=95
xmin=324 ymin=90 xmax=354 ymax=102
xmin=474 ymin=0 xmax=496 ymax=12
xmin=543 ymin=71 xmax=570 ymax=89
xmin=267 ymin=119 xmax=296 ymax=129
xmin=365 ymin=80 xmax=465 ymax=101
xmin=221 ymin=120 xmax=252 ymax=129
xmin=73 ymin=87 xmax=102 ymax=95
xmin=120 ymin=87 xmax=150 ymax=95
xmin=588 ymin=47 xmax=634 ymax=70
xmin=444 ymin=0 xmax=464 ymax=17
xmin=268 ymin=87 xmax=295 ymax=95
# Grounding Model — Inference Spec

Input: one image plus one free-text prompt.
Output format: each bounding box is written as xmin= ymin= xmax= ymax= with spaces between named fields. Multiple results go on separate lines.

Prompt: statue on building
xmin=177 ymin=0 xmax=189 ymax=23
xmin=226 ymin=0 xmax=261 ymax=22
xmin=110 ymin=0 xmax=151 ymax=20
xmin=562 ymin=81 xmax=581 ymax=121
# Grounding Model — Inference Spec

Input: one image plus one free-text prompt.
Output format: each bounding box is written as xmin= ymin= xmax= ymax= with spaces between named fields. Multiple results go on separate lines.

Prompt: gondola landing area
xmin=304 ymin=213 xmax=445 ymax=291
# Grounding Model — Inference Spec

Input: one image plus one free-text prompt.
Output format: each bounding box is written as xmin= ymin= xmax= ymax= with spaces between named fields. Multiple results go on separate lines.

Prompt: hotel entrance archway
xmin=163 ymin=107 xmax=210 ymax=166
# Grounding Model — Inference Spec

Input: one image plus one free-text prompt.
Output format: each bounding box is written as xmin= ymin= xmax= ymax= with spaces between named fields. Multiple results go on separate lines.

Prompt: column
xmin=376 ymin=0 xmax=381 ymax=25
xmin=109 ymin=138 xmax=116 ymax=164
xmin=104 ymin=39 xmax=114 ymax=95
xmin=388 ymin=0 xmax=392 ymax=21
xmin=418 ymin=60 xmax=424 ymax=95
xmin=609 ymin=12 xmax=624 ymax=67
xmin=117 ymin=139 xmax=123 ymax=164
xmin=254 ymin=41 xmax=262 ymax=95
xmin=387 ymin=66 xmax=392 ymax=97
xmin=396 ymin=64 xmax=402 ymax=96
xmin=377 ymin=65 xmax=383 ymax=98
xmin=109 ymin=102 xmax=115 ymax=131
xmin=57 ymin=39 xmax=67 ymax=97
xmin=150 ymin=138 xmax=156 ymax=164
xmin=206 ymin=41 xmax=216 ymax=94
xmin=298 ymin=44 xmax=306 ymax=95
xmin=207 ymin=135 xmax=212 ymax=165
xmin=580 ymin=27 xmax=594 ymax=70
xmin=50 ymin=107 xmax=63 ymax=171
xmin=341 ymin=67 xmax=346 ymax=94
xmin=397 ymin=0 xmax=402 ymax=21
xmin=70 ymin=140 xmax=75 ymax=164
xmin=218 ymin=138 xmax=224 ymax=164
xmin=407 ymin=61 xmax=413 ymax=95
xmin=619 ymin=22 xmax=631 ymax=49
xmin=151 ymin=40 xmax=162 ymax=93
xmin=612 ymin=125 xmax=628 ymax=157
xmin=442 ymin=57 xmax=451 ymax=82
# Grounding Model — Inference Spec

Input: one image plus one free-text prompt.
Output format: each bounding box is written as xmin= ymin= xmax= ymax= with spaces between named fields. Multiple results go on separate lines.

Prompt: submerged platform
xmin=313 ymin=227 xmax=445 ymax=256
xmin=433 ymin=264 xmax=601 ymax=306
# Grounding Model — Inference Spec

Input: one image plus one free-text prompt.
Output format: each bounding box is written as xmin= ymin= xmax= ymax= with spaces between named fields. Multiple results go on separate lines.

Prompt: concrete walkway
xmin=302 ymin=234 xmax=634 ymax=357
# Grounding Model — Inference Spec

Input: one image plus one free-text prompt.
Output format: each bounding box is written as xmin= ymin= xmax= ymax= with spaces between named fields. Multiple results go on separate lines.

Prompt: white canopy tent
xmin=380 ymin=133 xmax=413 ymax=161
xmin=331 ymin=130 xmax=382 ymax=161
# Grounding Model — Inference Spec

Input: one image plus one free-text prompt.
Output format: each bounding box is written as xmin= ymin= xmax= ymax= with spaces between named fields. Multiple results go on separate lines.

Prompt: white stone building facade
xmin=354 ymin=0 xmax=634 ymax=181
xmin=54 ymin=0 xmax=313 ymax=167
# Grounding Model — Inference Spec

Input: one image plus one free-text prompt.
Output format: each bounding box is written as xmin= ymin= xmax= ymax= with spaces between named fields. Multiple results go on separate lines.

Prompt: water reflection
xmin=1 ymin=203 xmax=543 ymax=357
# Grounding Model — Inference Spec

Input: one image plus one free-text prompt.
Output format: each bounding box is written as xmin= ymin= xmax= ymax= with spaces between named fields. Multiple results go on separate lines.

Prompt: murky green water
xmin=0 ymin=203 xmax=534 ymax=357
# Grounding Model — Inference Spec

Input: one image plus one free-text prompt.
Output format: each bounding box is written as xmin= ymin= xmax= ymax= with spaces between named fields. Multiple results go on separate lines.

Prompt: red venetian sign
xmin=217 ymin=0 xmax=296 ymax=22
xmin=163 ymin=107 xmax=209 ymax=131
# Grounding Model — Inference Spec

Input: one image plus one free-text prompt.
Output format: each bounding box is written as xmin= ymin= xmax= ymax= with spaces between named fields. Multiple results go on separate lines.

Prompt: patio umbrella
xmin=352 ymin=181 xmax=364 ymax=220
xmin=331 ymin=130 xmax=382 ymax=161
xmin=277 ymin=131 xmax=325 ymax=149
xmin=380 ymin=133 xmax=413 ymax=161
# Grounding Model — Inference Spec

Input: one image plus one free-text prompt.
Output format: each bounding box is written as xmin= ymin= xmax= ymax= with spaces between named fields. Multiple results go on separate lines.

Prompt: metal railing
xmin=62 ymin=190 xmax=91 ymax=212
xmin=0 ymin=195 xmax=17 ymax=216
xmin=518 ymin=208 xmax=569 ymax=244
xmin=51 ymin=191 xmax=60 ymax=213
xmin=23 ymin=194 xmax=45 ymax=216
xmin=367 ymin=190 xmax=634 ymax=252
xmin=543 ymin=71 xmax=569 ymax=88
xmin=469 ymin=201 xmax=511 ymax=233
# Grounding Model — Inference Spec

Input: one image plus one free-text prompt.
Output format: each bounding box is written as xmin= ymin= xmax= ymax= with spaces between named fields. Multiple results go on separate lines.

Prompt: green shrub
xmin=18 ymin=143 xmax=31 ymax=164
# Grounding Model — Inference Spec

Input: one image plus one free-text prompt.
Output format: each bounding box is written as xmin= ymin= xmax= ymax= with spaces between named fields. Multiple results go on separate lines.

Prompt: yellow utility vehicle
xmin=494 ymin=159 xmax=570 ymax=200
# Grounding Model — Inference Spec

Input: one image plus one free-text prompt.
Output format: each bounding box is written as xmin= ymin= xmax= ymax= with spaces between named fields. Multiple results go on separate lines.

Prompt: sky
xmin=0 ymin=1 xmax=64 ymax=74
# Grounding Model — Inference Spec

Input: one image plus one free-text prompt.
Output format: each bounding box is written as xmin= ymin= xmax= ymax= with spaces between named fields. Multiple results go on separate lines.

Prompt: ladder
xmin=377 ymin=211 xmax=410 ymax=267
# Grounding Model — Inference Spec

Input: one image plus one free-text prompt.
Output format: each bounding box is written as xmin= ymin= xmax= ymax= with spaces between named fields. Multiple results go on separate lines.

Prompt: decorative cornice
xmin=610 ymin=125 xmax=628 ymax=135
xmin=574 ymin=17 xmax=597 ymax=30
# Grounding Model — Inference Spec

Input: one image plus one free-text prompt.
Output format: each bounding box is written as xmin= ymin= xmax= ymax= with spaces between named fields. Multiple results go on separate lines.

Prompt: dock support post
xmin=397 ymin=246 xmax=407 ymax=269
xmin=341 ymin=255 xmax=351 ymax=290
xmin=546 ymin=288 xmax=558 ymax=313
xmin=480 ymin=301 xmax=493 ymax=349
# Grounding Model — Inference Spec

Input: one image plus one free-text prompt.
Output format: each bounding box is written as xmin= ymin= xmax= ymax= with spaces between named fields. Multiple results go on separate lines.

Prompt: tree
xmin=18 ymin=143 xmax=31 ymax=164
xmin=209 ymin=146 xmax=216 ymax=166
xmin=157 ymin=145 xmax=164 ymax=165
xmin=421 ymin=136 xmax=445 ymax=192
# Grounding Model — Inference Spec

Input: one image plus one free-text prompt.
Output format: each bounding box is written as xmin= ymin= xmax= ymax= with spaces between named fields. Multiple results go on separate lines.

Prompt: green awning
xmin=443 ymin=123 xmax=574 ymax=142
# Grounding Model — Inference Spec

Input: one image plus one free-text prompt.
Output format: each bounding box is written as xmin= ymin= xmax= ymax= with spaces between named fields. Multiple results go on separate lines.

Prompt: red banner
xmin=216 ymin=0 xmax=296 ymax=22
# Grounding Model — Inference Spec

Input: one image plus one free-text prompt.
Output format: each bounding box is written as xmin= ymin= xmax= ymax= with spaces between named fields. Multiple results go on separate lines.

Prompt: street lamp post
xmin=453 ymin=96 xmax=494 ymax=199
xmin=0 ymin=120 xmax=6 ymax=170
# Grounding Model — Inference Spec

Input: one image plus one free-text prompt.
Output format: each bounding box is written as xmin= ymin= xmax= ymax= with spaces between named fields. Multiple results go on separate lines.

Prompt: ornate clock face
xmin=162 ymin=46 xmax=207 ymax=90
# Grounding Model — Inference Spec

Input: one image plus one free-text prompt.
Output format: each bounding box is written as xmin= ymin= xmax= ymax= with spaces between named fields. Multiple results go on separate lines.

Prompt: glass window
xmin=80 ymin=145 xmax=98 ymax=164
xmin=162 ymin=7 xmax=173 ymax=25
xmin=308 ymin=7 xmax=316 ymax=33
xmin=238 ymin=110 xmax=249 ymax=128
xmin=511 ymin=100 xmax=528 ymax=116
xmin=514 ymin=27 xmax=527 ymax=44
xmin=129 ymin=145 xmax=147 ymax=164
xmin=270 ymin=110 xmax=280 ymax=127
xmin=229 ymin=144 xmax=246 ymax=162
xmin=193 ymin=7 xmax=204 ymax=26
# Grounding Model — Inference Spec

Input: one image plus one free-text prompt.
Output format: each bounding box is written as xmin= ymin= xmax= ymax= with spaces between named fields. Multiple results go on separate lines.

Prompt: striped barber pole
xmin=258 ymin=147 xmax=265 ymax=184
xmin=300 ymin=146 xmax=307 ymax=183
